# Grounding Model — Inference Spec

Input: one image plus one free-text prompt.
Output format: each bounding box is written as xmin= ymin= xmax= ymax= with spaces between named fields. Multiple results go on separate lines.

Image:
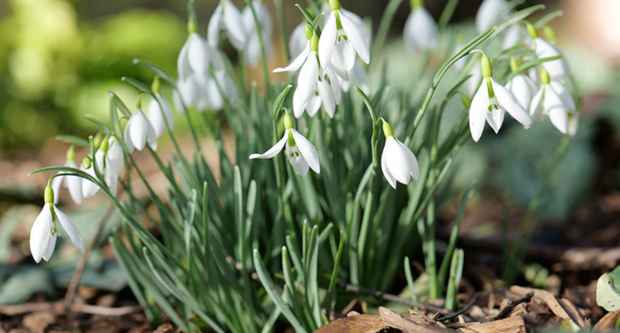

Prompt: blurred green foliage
xmin=0 ymin=0 xmax=185 ymax=151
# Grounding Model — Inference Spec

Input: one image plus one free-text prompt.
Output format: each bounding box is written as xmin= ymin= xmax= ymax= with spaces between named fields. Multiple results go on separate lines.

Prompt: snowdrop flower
xmin=125 ymin=109 xmax=157 ymax=152
xmin=524 ymin=23 xmax=568 ymax=81
xmin=404 ymin=0 xmax=438 ymax=52
xmin=147 ymin=96 xmax=174 ymax=138
xmin=381 ymin=120 xmax=419 ymax=189
xmin=506 ymin=58 xmax=538 ymax=110
xmin=319 ymin=0 xmax=370 ymax=77
xmin=51 ymin=146 xmax=83 ymax=205
xmin=81 ymin=157 xmax=99 ymax=199
xmin=242 ymin=0 xmax=272 ymax=65
xmin=178 ymin=32 xmax=210 ymax=82
xmin=469 ymin=54 xmax=532 ymax=142
xmin=276 ymin=32 xmax=342 ymax=118
xmin=530 ymin=68 xmax=577 ymax=136
xmin=476 ymin=0 xmax=510 ymax=32
xmin=208 ymin=0 xmax=247 ymax=51
xmin=97 ymin=137 xmax=125 ymax=194
xmin=503 ymin=24 xmax=525 ymax=49
xmin=30 ymin=182 xmax=83 ymax=263
xmin=249 ymin=113 xmax=320 ymax=175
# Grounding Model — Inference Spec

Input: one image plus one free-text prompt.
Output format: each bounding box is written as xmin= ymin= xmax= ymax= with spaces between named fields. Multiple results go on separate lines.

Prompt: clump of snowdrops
xmin=30 ymin=0 xmax=578 ymax=331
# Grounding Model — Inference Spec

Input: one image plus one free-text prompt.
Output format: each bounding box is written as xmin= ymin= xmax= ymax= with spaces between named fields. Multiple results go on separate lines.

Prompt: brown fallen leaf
xmin=594 ymin=311 xmax=620 ymax=331
xmin=314 ymin=314 xmax=386 ymax=333
xmin=458 ymin=316 xmax=526 ymax=333
xmin=379 ymin=307 xmax=455 ymax=333
xmin=22 ymin=311 xmax=55 ymax=333
xmin=510 ymin=286 xmax=585 ymax=329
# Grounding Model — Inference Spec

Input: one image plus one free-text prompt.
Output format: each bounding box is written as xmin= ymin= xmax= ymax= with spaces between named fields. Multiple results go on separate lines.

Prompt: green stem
xmin=372 ymin=0 xmax=403 ymax=66
xmin=274 ymin=0 xmax=290 ymax=62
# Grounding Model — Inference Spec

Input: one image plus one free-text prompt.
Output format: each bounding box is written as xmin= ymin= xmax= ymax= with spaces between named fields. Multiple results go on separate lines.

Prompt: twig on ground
xmin=0 ymin=302 xmax=142 ymax=317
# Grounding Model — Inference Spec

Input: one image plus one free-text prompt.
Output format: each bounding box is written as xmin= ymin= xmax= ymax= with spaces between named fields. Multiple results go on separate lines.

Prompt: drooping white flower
xmin=249 ymin=114 xmax=320 ymax=175
xmin=51 ymin=146 xmax=83 ymax=205
xmin=476 ymin=0 xmax=510 ymax=32
xmin=533 ymin=37 xmax=568 ymax=81
xmin=380 ymin=120 xmax=419 ymax=189
xmin=208 ymin=0 xmax=247 ymax=51
xmin=101 ymin=137 xmax=125 ymax=194
xmin=242 ymin=0 xmax=272 ymax=65
xmin=403 ymin=0 xmax=438 ymax=52
xmin=507 ymin=73 xmax=537 ymax=111
xmin=319 ymin=0 xmax=370 ymax=76
xmin=176 ymin=32 xmax=232 ymax=112
xmin=469 ymin=54 xmax=532 ymax=142
xmin=125 ymin=110 xmax=157 ymax=152
xmin=30 ymin=183 xmax=83 ymax=263
xmin=506 ymin=59 xmax=538 ymax=110
xmin=81 ymin=157 xmax=99 ymax=199
xmin=276 ymin=32 xmax=342 ymax=118
xmin=147 ymin=97 xmax=174 ymax=138
xmin=178 ymin=33 xmax=210 ymax=82
xmin=503 ymin=24 xmax=525 ymax=49
xmin=529 ymin=68 xmax=577 ymax=135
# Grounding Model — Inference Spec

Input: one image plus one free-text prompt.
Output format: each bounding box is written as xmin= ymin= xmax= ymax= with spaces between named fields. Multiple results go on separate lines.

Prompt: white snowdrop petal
xmin=384 ymin=138 xmax=412 ymax=185
xmin=529 ymin=88 xmax=544 ymax=117
xmin=476 ymin=0 xmax=510 ymax=32
xmin=509 ymin=75 xmax=536 ymax=110
xmin=208 ymin=5 xmax=224 ymax=47
xmin=128 ymin=113 xmax=147 ymax=151
xmin=250 ymin=133 xmax=288 ymax=159
xmin=55 ymin=207 xmax=84 ymax=252
xmin=41 ymin=235 xmax=57 ymax=262
xmin=187 ymin=33 xmax=208 ymax=75
xmin=549 ymin=108 xmax=569 ymax=134
xmin=339 ymin=11 xmax=370 ymax=64
xmin=51 ymin=175 xmax=63 ymax=205
xmin=222 ymin=0 xmax=246 ymax=50
xmin=381 ymin=146 xmax=397 ymax=189
xmin=486 ymin=108 xmax=505 ymax=134
xmin=274 ymin=45 xmax=310 ymax=73
xmin=291 ymin=129 xmax=320 ymax=174
xmin=295 ymin=55 xmax=319 ymax=112
xmin=307 ymin=95 xmax=322 ymax=117
xmin=66 ymin=175 xmax=83 ymax=204
xmin=493 ymin=80 xmax=532 ymax=128
xmin=469 ymin=85 xmax=489 ymax=142
xmin=286 ymin=146 xmax=310 ymax=176
xmin=317 ymin=79 xmax=336 ymax=117
xmin=177 ymin=38 xmax=192 ymax=81
xmin=30 ymin=204 xmax=53 ymax=263
xmin=405 ymin=9 xmax=438 ymax=51
xmin=319 ymin=13 xmax=338 ymax=67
